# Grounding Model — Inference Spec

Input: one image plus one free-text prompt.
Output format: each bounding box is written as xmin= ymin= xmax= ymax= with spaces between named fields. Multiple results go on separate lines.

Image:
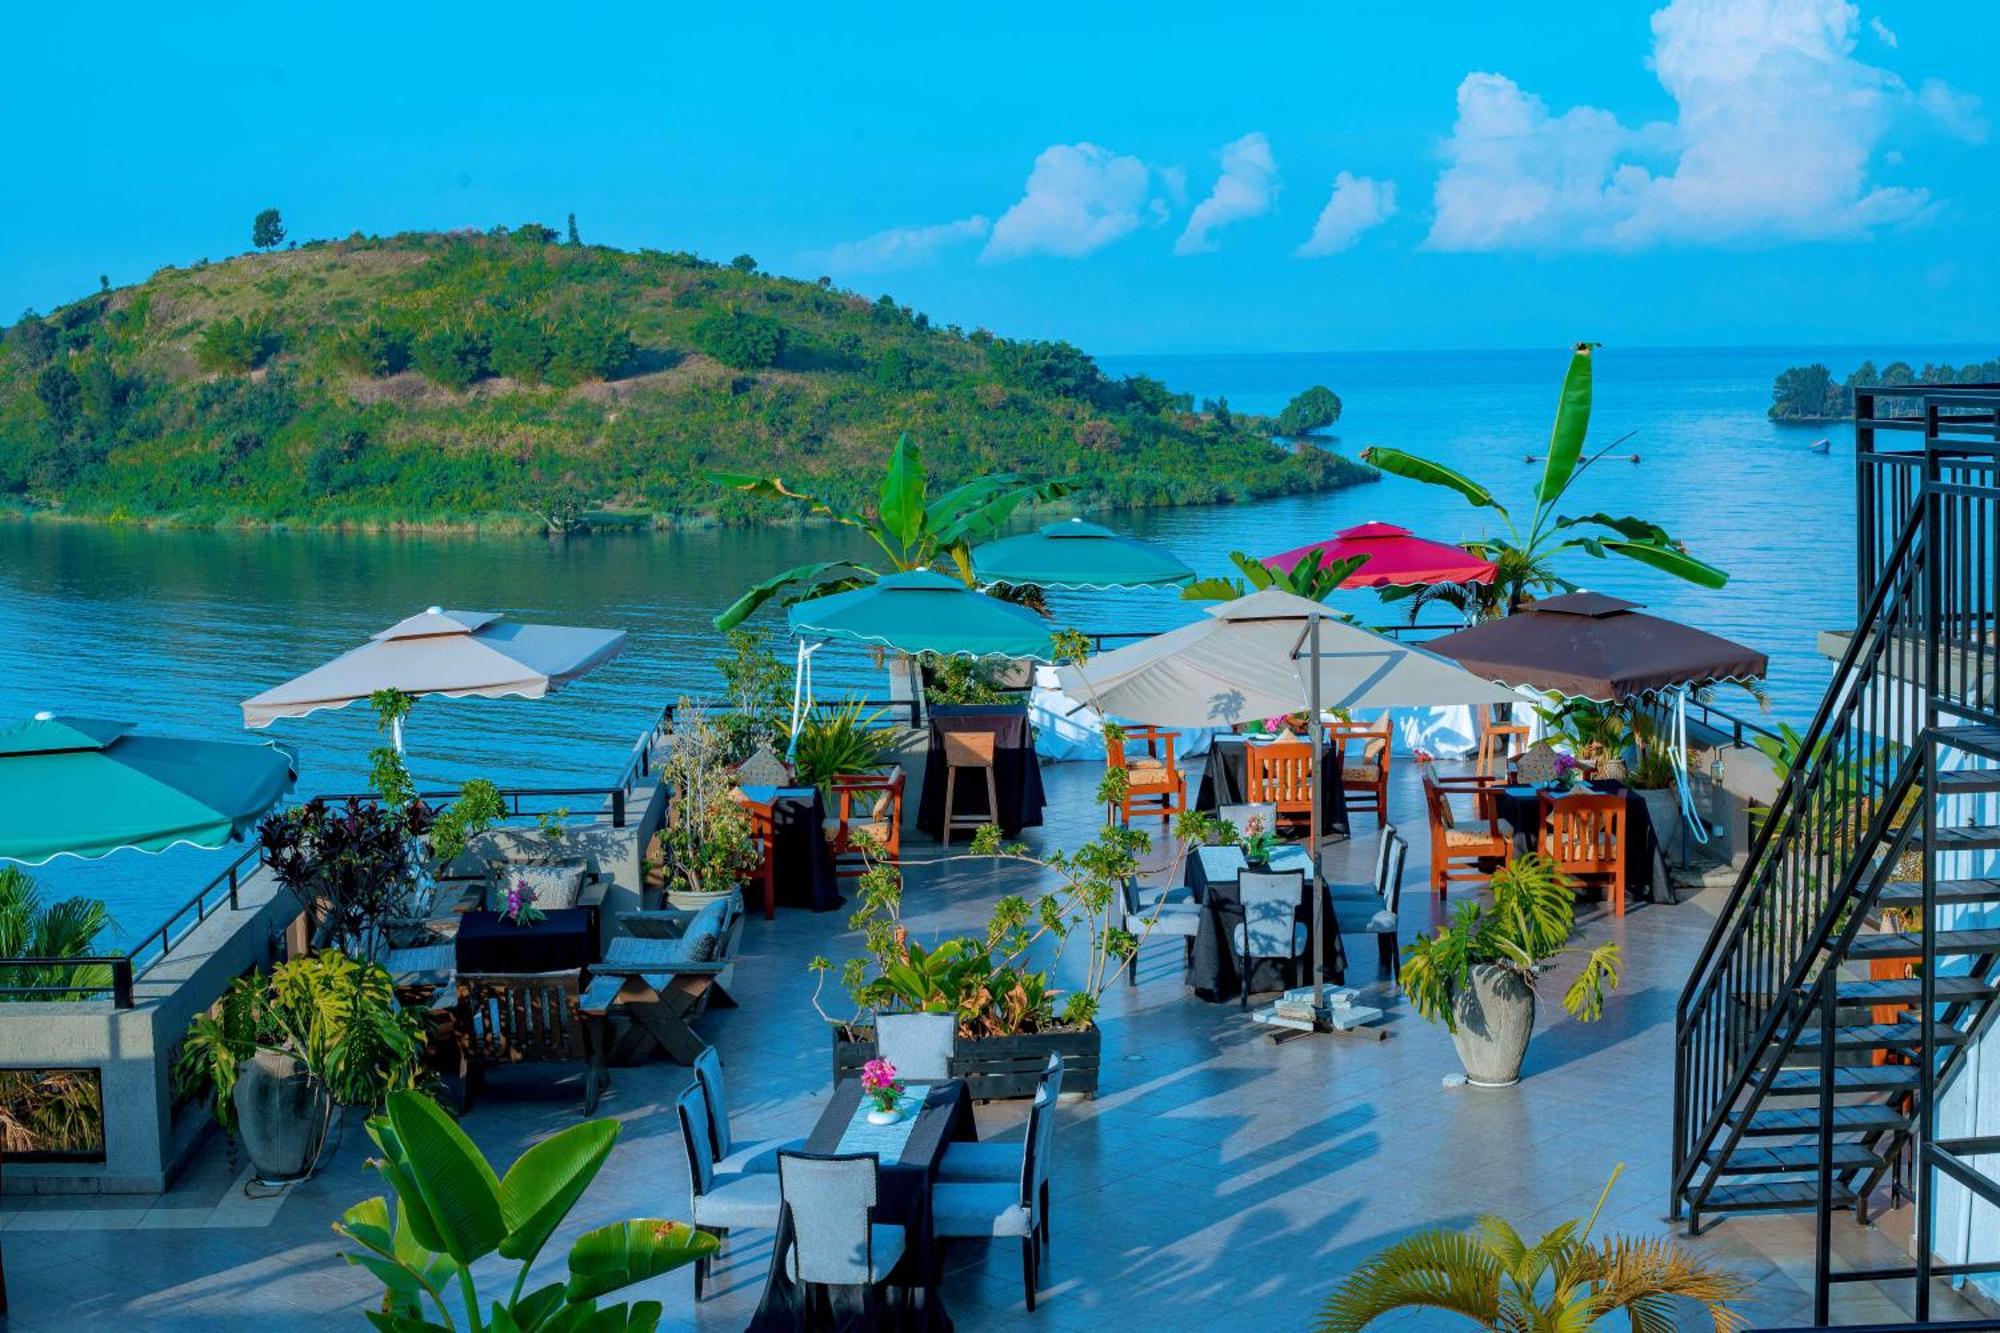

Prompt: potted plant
xmin=655 ymin=700 xmax=763 ymax=909
xmin=335 ymin=1090 xmax=714 ymax=1331
xmin=1314 ymin=1165 xmax=1746 ymax=1331
xmin=1533 ymin=694 xmax=1634 ymax=781
xmin=787 ymin=698 xmax=897 ymax=793
xmin=175 ymin=951 xmax=433 ymax=1184
xmin=1399 ymin=854 xmax=1622 ymax=1087
xmin=1626 ymin=744 xmax=1683 ymax=850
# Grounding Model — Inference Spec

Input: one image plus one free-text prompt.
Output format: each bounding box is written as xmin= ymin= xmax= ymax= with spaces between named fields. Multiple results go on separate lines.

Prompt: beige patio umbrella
xmin=241 ymin=607 xmax=627 ymax=749
xmin=1055 ymin=587 xmax=1515 ymax=1021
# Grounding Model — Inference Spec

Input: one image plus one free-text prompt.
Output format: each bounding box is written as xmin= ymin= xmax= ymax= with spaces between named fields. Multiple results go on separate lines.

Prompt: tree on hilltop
xmin=1276 ymin=385 xmax=1342 ymax=436
xmin=252 ymin=209 xmax=286 ymax=250
xmin=566 ymin=212 xmax=581 ymax=245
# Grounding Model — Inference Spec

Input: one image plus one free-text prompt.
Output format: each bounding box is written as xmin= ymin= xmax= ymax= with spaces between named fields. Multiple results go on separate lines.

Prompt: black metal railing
xmin=1856 ymin=384 xmax=2000 ymax=613
xmin=316 ymin=784 xmax=633 ymax=829
xmin=0 ymin=956 xmax=134 ymax=1008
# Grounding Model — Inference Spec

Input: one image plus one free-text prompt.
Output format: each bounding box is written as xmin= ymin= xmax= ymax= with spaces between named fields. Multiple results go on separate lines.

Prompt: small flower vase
xmin=866 ymin=1104 xmax=901 ymax=1126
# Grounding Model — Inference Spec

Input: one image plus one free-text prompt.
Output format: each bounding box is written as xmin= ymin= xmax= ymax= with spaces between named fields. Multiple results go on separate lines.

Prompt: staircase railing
xmin=1672 ymin=501 xmax=1930 ymax=1208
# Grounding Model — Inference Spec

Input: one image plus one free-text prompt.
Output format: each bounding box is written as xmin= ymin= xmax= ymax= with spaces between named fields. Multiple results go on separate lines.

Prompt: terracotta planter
xmin=1448 ymin=965 xmax=1537 ymax=1088
xmin=231 ymin=1050 xmax=332 ymax=1185
xmin=833 ymin=1025 xmax=1101 ymax=1100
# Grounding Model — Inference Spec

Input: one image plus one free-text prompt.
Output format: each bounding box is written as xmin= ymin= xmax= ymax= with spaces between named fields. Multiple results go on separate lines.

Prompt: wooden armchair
xmin=456 ymin=970 xmax=607 ymax=1114
xmin=730 ymin=788 xmax=780 ymax=920
xmin=1105 ymin=725 xmax=1187 ymax=826
xmin=1245 ymin=738 xmax=1316 ymax=837
xmin=1538 ymin=792 xmax=1628 ymax=916
xmin=1478 ymin=718 xmax=1532 ymax=782
xmin=1331 ymin=719 xmax=1393 ymax=825
xmin=823 ymin=770 xmax=904 ymax=876
xmin=1422 ymin=770 xmax=1511 ymax=899
xmin=586 ymin=894 xmax=745 ymax=1065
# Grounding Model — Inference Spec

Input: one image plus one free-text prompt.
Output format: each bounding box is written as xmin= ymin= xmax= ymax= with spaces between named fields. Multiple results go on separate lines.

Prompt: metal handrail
xmin=0 ymin=956 xmax=134 ymax=1008
xmin=314 ymin=785 xmax=633 ymax=829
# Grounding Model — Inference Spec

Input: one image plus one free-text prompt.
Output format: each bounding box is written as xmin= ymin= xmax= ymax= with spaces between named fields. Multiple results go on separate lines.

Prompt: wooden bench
xmin=581 ymin=892 xmax=745 ymax=1067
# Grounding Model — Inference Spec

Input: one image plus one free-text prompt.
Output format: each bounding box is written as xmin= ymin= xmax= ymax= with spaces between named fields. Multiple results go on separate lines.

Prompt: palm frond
xmin=1582 ymin=1235 xmax=1749 ymax=1333
xmin=1313 ymin=1227 xmax=1505 ymax=1333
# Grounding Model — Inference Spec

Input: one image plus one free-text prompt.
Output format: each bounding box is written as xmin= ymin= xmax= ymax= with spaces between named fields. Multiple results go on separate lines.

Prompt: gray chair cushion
xmin=604 ymin=935 xmax=701 ymax=970
xmin=1126 ymin=902 xmax=1202 ymax=938
xmin=682 ymin=897 xmax=731 ymax=961
xmin=383 ymin=943 xmax=454 ymax=986
xmin=494 ymin=859 xmax=587 ymax=911
xmin=931 ymin=1181 xmax=1033 ymax=1238
xmin=716 ymin=1135 xmax=807 ymax=1178
xmin=693 ymin=1171 xmax=782 ymax=1230
xmin=1232 ymin=920 xmax=1309 ymax=957
xmin=938 ymin=1140 xmax=1020 ymax=1184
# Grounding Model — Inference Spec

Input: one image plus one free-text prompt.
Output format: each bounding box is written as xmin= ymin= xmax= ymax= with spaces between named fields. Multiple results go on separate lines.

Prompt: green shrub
xmin=693 ymin=308 xmax=785 ymax=369
xmin=547 ymin=316 xmax=633 ymax=385
xmin=412 ymin=323 xmax=489 ymax=390
xmin=484 ymin=314 xmax=553 ymax=383
xmin=194 ymin=316 xmax=281 ymax=373
xmin=331 ymin=319 xmax=412 ymax=377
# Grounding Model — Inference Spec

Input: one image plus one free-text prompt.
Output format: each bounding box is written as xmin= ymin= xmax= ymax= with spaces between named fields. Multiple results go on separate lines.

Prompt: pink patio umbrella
xmin=1265 ymin=521 xmax=1497 ymax=589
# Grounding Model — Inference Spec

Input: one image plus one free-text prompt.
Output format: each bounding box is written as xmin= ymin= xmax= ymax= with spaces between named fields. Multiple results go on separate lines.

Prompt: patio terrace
xmin=0 ymin=758 xmax=1972 ymax=1332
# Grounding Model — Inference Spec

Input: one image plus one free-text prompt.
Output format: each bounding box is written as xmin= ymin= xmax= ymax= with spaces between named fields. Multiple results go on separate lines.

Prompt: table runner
xmin=834 ymin=1084 xmax=931 ymax=1159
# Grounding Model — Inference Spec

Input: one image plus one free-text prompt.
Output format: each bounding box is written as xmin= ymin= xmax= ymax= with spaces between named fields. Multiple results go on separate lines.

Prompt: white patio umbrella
xmin=1055 ymin=587 xmax=1516 ymax=1018
xmin=241 ymin=607 xmax=627 ymax=751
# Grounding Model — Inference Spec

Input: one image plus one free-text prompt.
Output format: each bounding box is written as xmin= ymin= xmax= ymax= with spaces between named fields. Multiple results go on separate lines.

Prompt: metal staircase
xmin=1671 ymin=387 xmax=2000 ymax=1323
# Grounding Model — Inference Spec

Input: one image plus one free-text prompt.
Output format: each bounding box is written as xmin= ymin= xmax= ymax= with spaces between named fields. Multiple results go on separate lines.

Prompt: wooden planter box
xmin=833 ymin=1024 xmax=1100 ymax=1100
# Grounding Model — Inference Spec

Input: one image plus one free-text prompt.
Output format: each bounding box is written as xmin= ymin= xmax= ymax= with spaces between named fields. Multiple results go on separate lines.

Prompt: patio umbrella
xmin=1264 ymin=521 xmax=1497 ymax=589
xmin=0 ymin=714 xmax=297 ymax=865
xmin=786 ymin=570 xmax=1054 ymax=660
xmin=1055 ymin=588 xmax=1515 ymax=1020
xmin=1420 ymin=592 xmax=1766 ymax=702
xmin=241 ymin=607 xmax=627 ymax=749
xmin=970 ymin=519 xmax=1193 ymax=590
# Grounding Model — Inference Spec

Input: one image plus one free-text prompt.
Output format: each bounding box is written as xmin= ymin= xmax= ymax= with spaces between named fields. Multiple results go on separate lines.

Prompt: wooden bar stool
xmin=940 ymin=730 xmax=1000 ymax=844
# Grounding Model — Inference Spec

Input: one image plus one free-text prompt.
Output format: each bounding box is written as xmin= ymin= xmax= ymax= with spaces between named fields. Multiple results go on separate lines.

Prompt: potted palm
xmin=1315 ymin=1165 xmax=1746 ymax=1331
xmin=1400 ymin=854 xmax=1622 ymax=1087
xmin=175 ymin=951 xmax=432 ymax=1184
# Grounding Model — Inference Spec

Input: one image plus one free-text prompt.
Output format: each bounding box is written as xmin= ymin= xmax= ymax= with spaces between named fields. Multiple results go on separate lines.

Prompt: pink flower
xmin=861 ymin=1057 xmax=899 ymax=1092
xmin=1411 ymin=747 xmax=1434 ymax=765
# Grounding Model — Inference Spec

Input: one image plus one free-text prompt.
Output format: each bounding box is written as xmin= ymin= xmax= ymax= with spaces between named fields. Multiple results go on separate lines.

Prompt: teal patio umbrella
xmin=970 ymin=519 xmax=1193 ymax=590
xmin=0 ymin=714 xmax=297 ymax=865
xmin=787 ymin=570 xmax=1054 ymax=660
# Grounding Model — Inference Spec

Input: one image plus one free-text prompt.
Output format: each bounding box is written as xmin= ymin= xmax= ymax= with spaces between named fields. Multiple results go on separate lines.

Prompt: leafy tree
xmin=333 ymin=319 xmax=414 ymax=377
xmin=34 ymin=363 xmax=81 ymax=435
xmin=692 ymin=308 xmax=785 ymax=369
xmin=873 ymin=345 xmax=913 ymax=388
xmin=412 ymin=324 xmax=490 ymax=390
xmin=0 ymin=866 xmax=113 ymax=1000
xmin=1767 ymin=363 xmax=1841 ymax=421
xmin=515 ymin=221 xmax=560 ymax=244
xmin=195 ymin=316 xmax=282 ymax=373
xmin=710 ymin=431 xmax=1070 ymax=628
xmin=98 ymin=275 xmax=110 ymax=293
xmin=1182 ymin=551 xmax=1368 ymax=606
xmin=485 ymin=314 xmax=553 ymax=383
xmin=547 ymin=317 xmax=632 ymax=385
xmin=1363 ymin=343 xmax=1726 ymax=618
xmin=566 ymin=211 xmax=581 ymax=245
xmin=730 ymin=253 xmax=758 ymax=272
xmin=10 ymin=311 xmax=56 ymax=366
xmin=1275 ymin=384 xmax=1342 ymax=436
xmin=251 ymin=208 xmax=285 ymax=250
xmin=988 ymin=337 xmax=1105 ymax=402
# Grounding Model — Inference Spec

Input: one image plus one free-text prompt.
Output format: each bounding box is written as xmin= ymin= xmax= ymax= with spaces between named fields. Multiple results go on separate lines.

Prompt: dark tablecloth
xmin=749 ymin=1078 xmax=978 ymax=1332
xmin=741 ymin=784 xmax=843 ymax=913
xmin=1491 ymin=780 xmax=1675 ymax=906
xmin=1184 ymin=844 xmax=1347 ymax=1002
xmin=454 ymin=907 xmax=594 ymax=974
xmin=916 ymin=705 xmax=1046 ymax=839
xmin=1194 ymin=736 xmax=1349 ymax=839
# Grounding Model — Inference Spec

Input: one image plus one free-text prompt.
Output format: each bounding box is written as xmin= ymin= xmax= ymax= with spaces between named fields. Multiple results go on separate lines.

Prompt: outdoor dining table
xmin=1491 ymin=779 xmax=1676 ymax=905
xmin=1183 ymin=843 xmax=1347 ymax=1002
xmin=915 ymin=704 xmax=1046 ymax=839
xmin=1193 ymin=734 xmax=1350 ymax=839
xmin=747 ymin=1076 xmax=978 ymax=1332
xmin=453 ymin=907 xmax=596 ymax=974
xmin=739 ymin=783 xmax=843 ymax=912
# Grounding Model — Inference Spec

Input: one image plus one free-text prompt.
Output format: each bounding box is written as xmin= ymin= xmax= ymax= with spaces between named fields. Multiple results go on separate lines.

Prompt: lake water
xmin=2 ymin=342 xmax=1980 ymax=941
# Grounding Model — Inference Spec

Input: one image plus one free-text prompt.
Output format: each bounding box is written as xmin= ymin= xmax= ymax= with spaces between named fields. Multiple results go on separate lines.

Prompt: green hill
xmin=0 ymin=226 xmax=1374 ymax=530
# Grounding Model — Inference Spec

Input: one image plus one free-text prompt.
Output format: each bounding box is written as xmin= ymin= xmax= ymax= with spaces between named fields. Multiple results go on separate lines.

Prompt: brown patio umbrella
xmin=1423 ymin=592 xmax=1766 ymax=701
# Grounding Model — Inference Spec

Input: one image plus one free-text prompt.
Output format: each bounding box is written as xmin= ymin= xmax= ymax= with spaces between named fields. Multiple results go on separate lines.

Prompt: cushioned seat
xmin=696 ymin=1171 xmax=783 ymax=1229
xmin=823 ymin=818 xmax=895 ymax=843
xmin=1442 ymin=826 xmax=1505 ymax=849
xmin=383 ymin=942 xmax=454 ymax=986
xmin=785 ymin=1223 xmax=905 ymax=1283
xmin=1231 ymin=920 xmax=1309 ymax=956
xmin=937 ymin=1140 xmax=1020 ymax=1183
xmin=1341 ymin=765 xmax=1381 ymax=782
xmin=931 ymin=1181 xmax=1034 ymax=1238
xmin=716 ymin=1136 xmax=805 ymax=1177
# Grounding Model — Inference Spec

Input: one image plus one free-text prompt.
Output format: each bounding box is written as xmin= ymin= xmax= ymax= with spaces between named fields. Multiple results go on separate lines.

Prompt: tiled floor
xmin=0 ymin=760 xmax=1978 ymax=1331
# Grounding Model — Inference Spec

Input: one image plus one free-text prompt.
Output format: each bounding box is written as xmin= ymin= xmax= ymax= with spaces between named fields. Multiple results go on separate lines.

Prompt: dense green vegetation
xmin=0 ymin=226 xmax=1373 ymax=530
xmin=1275 ymin=384 xmax=1342 ymax=436
xmin=1769 ymin=354 xmax=2000 ymax=421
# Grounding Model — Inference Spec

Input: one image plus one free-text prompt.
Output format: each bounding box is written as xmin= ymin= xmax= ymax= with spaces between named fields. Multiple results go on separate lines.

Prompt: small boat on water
xmin=1809 ymin=438 xmax=1831 ymax=454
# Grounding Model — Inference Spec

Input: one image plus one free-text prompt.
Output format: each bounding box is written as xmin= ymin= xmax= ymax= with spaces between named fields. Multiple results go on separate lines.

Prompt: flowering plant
xmin=1411 ymin=747 xmax=1435 ymax=765
xmin=1241 ymin=815 xmax=1281 ymax=866
xmin=501 ymin=876 xmax=545 ymax=928
xmin=1551 ymin=752 xmax=1586 ymax=790
xmin=860 ymin=1056 xmax=903 ymax=1113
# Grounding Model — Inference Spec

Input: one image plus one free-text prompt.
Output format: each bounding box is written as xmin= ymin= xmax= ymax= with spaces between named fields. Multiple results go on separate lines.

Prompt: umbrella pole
xmin=1309 ymin=614 xmax=1325 ymax=1008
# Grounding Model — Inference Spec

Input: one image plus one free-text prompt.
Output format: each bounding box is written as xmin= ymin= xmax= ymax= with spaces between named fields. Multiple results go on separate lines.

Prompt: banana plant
xmin=1361 ymin=343 xmax=1726 ymax=618
xmin=1180 ymin=550 xmax=1369 ymax=606
xmin=334 ymin=1090 xmax=715 ymax=1332
xmin=710 ymin=432 xmax=1070 ymax=629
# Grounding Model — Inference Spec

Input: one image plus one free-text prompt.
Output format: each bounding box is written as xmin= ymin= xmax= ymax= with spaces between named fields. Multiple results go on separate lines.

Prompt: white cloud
xmin=1919 ymin=77 xmax=1989 ymax=143
xmin=1869 ymin=15 xmax=1897 ymax=46
xmin=1174 ymin=132 xmax=1279 ymax=256
xmin=1426 ymin=0 xmax=1939 ymax=252
xmin=819 ymin=216 xmax=990 ymax=273
xmin=1296 ymin=172 xmax=1399 ymax=256
xmin=981 ymin=143 xmax=1159 ymax=262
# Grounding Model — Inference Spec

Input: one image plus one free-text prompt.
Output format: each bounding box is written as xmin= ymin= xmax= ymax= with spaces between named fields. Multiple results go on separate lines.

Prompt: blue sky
xmin=4 ymin=1 xmax=1995 ymax=354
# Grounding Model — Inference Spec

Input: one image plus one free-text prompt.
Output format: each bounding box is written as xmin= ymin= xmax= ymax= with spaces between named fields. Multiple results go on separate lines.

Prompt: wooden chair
xmin=940 ymin=730 xmax=1001 ymax=845
xmin=586 ymin=893 xmax=745 ymax=1066
xmin=456 ymin=970 xmax=607 ymax=1114
xmin=730 ymin=788 xmax=779 ymax=920
xmin=823 ymin=771 xmax=904 ymax=876
xmin=1105 ymin=725 xmax=1187 ymax=826
xmin=1422 ymin=770 xmax=1510 ymax=899
xmin=1245 ymin=739 xmax=1316 ymax=837
xmin=1478 ymin=716 xmax=1532 ymax=782
xmin=1538 ymin=792 xmax=1628 ymax=916
xmin=1331 ymin=719 xmax=1393 ymax=825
